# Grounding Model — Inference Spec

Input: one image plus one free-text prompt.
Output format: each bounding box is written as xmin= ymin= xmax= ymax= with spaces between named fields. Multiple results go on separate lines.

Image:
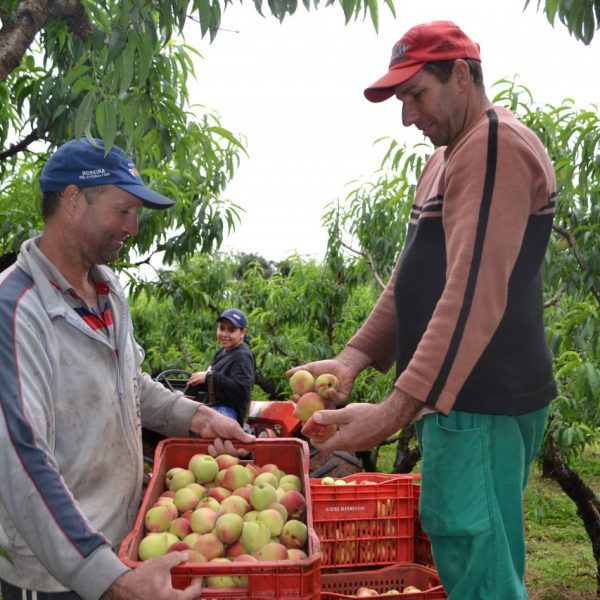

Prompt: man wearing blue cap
xmin=0 ymin=138 xmax=254 ymax=599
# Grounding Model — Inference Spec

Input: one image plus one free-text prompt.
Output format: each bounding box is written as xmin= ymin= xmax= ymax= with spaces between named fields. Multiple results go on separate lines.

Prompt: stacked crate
xmin=310 ymin=472 xmax=443 ymax=599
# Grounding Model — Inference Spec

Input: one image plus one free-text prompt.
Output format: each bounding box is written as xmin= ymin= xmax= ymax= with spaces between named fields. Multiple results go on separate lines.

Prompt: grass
xmin=524 ymin=450 xmax=599 ymax=599
xmin=377 ymin=444 xmax=599 ymax=599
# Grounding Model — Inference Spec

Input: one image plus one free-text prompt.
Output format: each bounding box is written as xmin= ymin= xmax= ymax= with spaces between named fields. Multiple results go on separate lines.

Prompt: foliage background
xmin=1 ymin=0 xmax=599 ymax=594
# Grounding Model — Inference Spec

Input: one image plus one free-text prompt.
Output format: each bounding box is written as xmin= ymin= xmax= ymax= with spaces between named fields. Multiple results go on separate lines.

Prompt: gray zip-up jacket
xmin=0 ymin=237 xmax=199 ymax=598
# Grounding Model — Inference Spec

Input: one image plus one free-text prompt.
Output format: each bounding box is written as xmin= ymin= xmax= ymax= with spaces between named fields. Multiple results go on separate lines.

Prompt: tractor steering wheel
xmin=154 ymin=369 xmax=192 ymax=394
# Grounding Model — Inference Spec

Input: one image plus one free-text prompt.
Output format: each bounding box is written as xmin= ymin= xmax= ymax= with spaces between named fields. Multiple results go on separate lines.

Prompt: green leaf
xmin=383 ymin=0 xmax=395 ymax=18
xmin=545 ymin=0 xmax=560 ymax=24
xmin=71 ymin=74 xmax=95 ymax=96
xmin=119 ymin=45 xmax=135 ymax=96
xmin=0 ymin=546 xmax=13 ymax=565
xmin=197 ymin=0 xmax=213 ymax=37
xmin=341 ymin=0 xmax=356 ymax=24
xmin=74 ymin=92 xmax=96 ymax=140
xmin=95 ymin=100 xmax=107 ymax=137
xmin=208 ymin=126 xmax=247 ymax=152
xmin=135 ymin=31 xmax=153 ymax=86
xmin=63 ymin=65 xmax=91 ymax=89
xmin=107 ymin=27 xmax=128 ymax=63
xmin=366 ymin=0 xmax=379 ymax=32
xmin=83 ymin=0 xmax=111 ymax=31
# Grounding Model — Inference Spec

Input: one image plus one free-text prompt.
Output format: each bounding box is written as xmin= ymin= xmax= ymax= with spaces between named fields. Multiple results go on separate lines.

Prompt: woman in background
xmin=187 ymin=308 xmax=256 ymax=426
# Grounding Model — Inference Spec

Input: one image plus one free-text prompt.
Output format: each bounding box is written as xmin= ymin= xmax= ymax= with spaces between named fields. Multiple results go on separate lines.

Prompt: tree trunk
xmin=392 ymin=423 xmax=421 ymax=474
xmin=255 ymin=372 xmax=280 ymax=399
xmin=540 ymin=438 xmax=600 ymax=595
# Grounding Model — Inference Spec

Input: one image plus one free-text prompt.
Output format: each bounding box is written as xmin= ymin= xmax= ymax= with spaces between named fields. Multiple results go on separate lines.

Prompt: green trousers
xmin=415 ymin=406 xmax=549 ymax=600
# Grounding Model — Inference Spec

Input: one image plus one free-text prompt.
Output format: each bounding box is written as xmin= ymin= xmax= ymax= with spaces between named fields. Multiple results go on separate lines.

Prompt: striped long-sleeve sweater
xmin=348 ymin=107 xmax=557 ymax=416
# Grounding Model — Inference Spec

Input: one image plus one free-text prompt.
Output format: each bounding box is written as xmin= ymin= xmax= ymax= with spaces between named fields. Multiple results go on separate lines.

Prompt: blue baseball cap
xmin=217 ymin=308 xmax=248 ymax=329
xmin=39 ymin=138 xmax=175 ymax=210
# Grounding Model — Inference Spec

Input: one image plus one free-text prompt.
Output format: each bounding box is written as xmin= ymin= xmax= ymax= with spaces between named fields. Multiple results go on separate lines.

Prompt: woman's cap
xmin=217 ymin=308 xmax=248 ymax=329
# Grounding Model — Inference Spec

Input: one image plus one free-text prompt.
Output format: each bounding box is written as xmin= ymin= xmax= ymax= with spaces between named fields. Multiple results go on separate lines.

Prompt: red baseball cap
xmin=364 ymin=21 xmax=481 ymax=103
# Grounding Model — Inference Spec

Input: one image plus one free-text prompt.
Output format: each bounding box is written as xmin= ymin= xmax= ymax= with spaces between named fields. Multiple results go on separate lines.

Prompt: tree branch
xmin=553 ymin=224 xmax=600 ymax=306
xmin=0 ymin=129 xmax=40 ymax=161
xmin=337 ymin=237 xmax=386 ymax=290
xmin=544 ymin=282 xmax=566 ymax=308
xmin=0 ymin=0 xmax=92 ymax=83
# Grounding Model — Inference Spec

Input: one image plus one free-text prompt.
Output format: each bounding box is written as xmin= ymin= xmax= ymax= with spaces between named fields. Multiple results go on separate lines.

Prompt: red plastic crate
xmin=320 ymin=562 xmax=446 ymax=598
xmin=412 ymin=475 xmax=434 ymax=568
xmin=310 ymin=473 xmax=414 ymax=570
xmin=118 ymin=437 xmax=321 ymax=599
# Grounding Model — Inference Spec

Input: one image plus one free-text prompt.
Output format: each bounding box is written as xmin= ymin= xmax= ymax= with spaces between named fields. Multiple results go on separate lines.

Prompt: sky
xmin=189 ymin=0 xmax=600 ymax=262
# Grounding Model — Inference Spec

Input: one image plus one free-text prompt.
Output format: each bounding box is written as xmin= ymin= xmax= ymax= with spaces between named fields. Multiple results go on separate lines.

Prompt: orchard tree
xmin=0 ymin=0 xmax=394 ymax=280
xmin=129 ymin=250 xmax=391 ymax=401
xmin=0 ymin=0 xmax=597 ymax=277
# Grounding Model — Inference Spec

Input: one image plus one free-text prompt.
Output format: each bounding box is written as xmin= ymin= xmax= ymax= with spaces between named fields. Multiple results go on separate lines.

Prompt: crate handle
xmin=118 ymin=530 xmax=136 ymax=558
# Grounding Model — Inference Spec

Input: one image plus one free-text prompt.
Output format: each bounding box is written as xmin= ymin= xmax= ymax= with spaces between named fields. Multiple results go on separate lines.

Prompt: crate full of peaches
xmin=118 ymin=438 xmax=321 ymax=598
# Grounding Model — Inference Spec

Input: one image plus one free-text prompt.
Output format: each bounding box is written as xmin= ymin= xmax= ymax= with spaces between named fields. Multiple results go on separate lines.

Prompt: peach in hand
xmin=293 ymin=392 xmax=325 ymax=423
xmin=301 ymin=414 xmax=337 ymax=441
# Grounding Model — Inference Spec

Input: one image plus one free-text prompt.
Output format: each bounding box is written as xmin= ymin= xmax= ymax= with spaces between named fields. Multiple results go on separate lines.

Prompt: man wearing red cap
xmin=290 ymin=21 xmax=556 ymax=598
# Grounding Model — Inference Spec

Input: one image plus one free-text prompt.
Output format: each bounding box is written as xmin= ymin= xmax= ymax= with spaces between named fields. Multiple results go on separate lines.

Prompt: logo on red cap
xmin=390 ymin=41 xmax=408 ymax=65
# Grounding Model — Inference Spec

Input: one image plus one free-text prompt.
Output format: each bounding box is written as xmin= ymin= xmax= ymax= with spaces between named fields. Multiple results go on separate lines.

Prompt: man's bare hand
xmin=105 ymin=552 xmax=202 ymax=599
xmin=301 ymin=389 xmax=423 ymax=452
xmin=190 ymin=405 xmax=255 ymax=457
xmin=207 ymin=438 xmax=248 ymax=458
xmin=287 ymin=359 xmax=355 ymax=407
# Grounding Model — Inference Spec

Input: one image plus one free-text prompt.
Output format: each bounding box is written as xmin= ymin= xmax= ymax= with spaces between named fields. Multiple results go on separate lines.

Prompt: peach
xmin=289 ymin=369 xmax=315 ymax=395
xmin=205 ymin=558 xmax=235 ymax=588
xmin=293 ymin=391 xmax=325 ymax=423
xmin=218 ymin=494 xmax=249 ymax=517
xmin=280 ymin=519 xmax=308 ymax=550
xmin=225 ymin=539 xmax=249 ymax=558
xmin=301 ymin=415 xmax=337 ymax=441
xmin=215 ymin=512 xmax=244 ymax=545
xmin=278 ymin=474 xmax=301 ymax=492
xmin=241 ymin=520 xmax=271 ymax=553
xmin=190 ymin=506 xmax=218 ymax=534
xmin=215 ymin=453 xmax=240 ymax=470
xmin=279 ymin=489 xmax=306 ymax=521
xmin=144 ymin=505 xmax=175 ymax=533
xmin=188 ymin=454 xmax=219 ymax=483
xmin=173 ymin=487 xmax=200 ymax=512
xmin=168 ymin=516 xmax=192 ymax=539
xmin=253 ymin=541 xmax=288 ymax=561
xmin=207 ymin=486 xmax=231 ymax=503
xmin=193 ymin=532 xmax=225 ymax=560
xmin=253 ymin=471 xmax=279 ymax=488
xmin=315 ymin=373 xmax=339 ymax=398
xmin=249 ymin=482 xmax=278 ymax=511
xmin=165 ymin=467 xmax=196 ymax=491
xmin=257 ymin=508 xmax=284 ymax=536
xmin=287 ymin=548 xmax=308 ymax=560
xmin=138 ymin=532 xmax=171 ymax=560
xmin=221 ymin=464 xmax=251 ymax=491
